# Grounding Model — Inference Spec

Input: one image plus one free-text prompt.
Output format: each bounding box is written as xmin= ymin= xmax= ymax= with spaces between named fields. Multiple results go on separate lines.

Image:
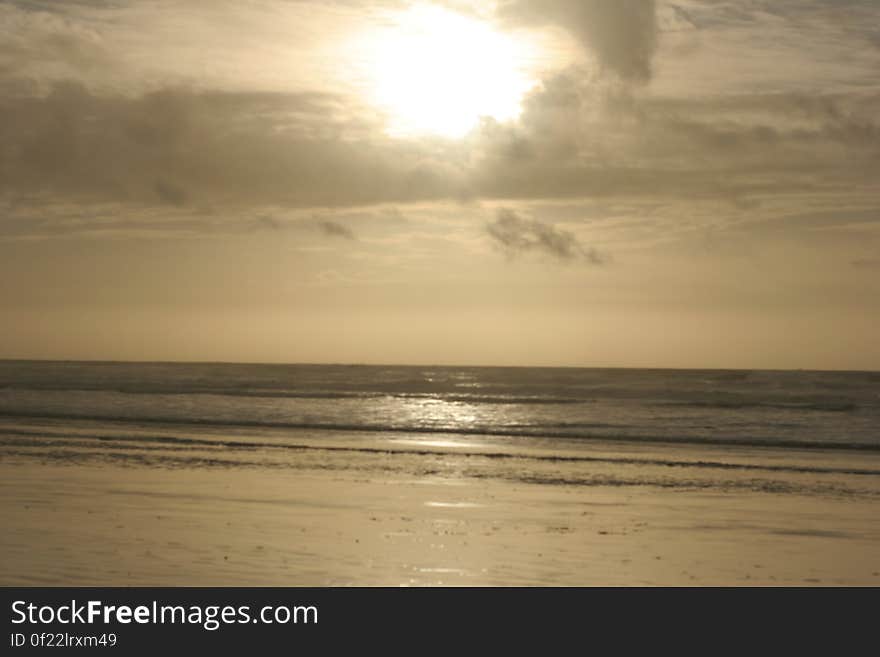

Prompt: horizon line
xmin=0 ymin=356 xmax=877 ymax=375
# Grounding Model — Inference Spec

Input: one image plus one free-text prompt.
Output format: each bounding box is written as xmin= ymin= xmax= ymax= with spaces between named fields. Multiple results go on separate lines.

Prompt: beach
xmin=2 ymin=419 xmax=879 ymax=586
xmin=2 ymin=361 xmax=879 ymax=586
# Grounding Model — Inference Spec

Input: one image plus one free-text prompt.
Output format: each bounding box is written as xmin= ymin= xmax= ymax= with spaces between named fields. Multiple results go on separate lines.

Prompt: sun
xmin=357 ymin=5 xmax=537 ymax=138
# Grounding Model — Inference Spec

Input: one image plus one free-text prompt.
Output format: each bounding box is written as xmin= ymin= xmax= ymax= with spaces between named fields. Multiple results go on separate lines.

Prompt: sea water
xmin=1 ymin=361 xmax=877 ymax=452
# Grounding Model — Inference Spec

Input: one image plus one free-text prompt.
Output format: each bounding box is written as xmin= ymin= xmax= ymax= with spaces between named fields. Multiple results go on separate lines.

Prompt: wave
xmin=9 ymin=385 xmax=867 ymax=414
xmin=1 ymin=410 xmax=878 ymax=453
xmin=5 ymin=444 xmax=872 ymax=499
xmin=3 ymin=426 xmax=880 ymax=477
xmin=657 ymin=399 xmax=859 ymax=413
xmin=0 ymin=386 xmax=583 ymax=405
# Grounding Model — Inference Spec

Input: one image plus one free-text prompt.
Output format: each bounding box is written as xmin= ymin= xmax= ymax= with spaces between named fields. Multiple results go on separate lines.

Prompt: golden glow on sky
xmin=2 ymin=1 xmax=880 ymax=370
xmin=358 ymin=5 xmax=538 ymax=138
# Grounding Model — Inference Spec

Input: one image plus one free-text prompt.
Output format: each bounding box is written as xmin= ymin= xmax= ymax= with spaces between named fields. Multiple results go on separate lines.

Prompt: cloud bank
xmin=0 ymin=0 xmax=877 ymax=248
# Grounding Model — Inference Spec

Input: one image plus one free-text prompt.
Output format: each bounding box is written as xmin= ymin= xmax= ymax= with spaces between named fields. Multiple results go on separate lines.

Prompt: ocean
xmin=1 ymin=360 xmax=878 ymax=447
xmin=2 ymin=360 xmax=880 ymax=585
xmin=2 ymin=360 xmax=879 ymax=484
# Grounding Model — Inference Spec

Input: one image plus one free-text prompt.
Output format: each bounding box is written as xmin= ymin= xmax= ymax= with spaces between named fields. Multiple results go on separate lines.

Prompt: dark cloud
xmin=0 ymin=82 xmax=465 ymax=209
xmin=2 ymin=79 xmax=877 ymax=228
xmin=472 ymin=81 xmax=880 ymax=204
xmin=851 ymin=257 xmax=880 ymax=269
xmin=153 ymin=180 xmax=188 ymax=206
xmin=499 ymin=0 xmax=658 ymax=82
xmin=318 ymin=220 xmax=355 ymax=240
xmin=486 ymin=208 xmax=606 ymax=264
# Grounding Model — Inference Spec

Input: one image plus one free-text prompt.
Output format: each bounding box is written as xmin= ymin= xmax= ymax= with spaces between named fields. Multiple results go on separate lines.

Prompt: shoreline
xmin=2 ymin=437 xmax=879 ymax=586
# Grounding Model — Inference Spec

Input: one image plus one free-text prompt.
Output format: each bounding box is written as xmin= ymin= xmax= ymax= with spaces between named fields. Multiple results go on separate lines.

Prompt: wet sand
xmin=2 ymin=438 xmax=879 ymax=586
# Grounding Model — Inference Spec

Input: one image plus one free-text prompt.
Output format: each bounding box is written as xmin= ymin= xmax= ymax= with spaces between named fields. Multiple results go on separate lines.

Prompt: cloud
xmin=318 ymin=220 xmax=355 ymax=240
xmin=486 ymin=208 xmax=606 ymax=264
xmin=499 ymin=0 xmax=658 ymax=82
xmin=0 ymin=3 xmax=110 ymax=76
xmin=153 ymin=180 xmax=188 ymax=206
xmin=0 ymin=2 xmax=878 ymax=248
xmin=471 ymin=78 xmax=880 ymax=207
xmin=0 ymin=82 xmax=465 ymax=209
xmin=2 ymin=77 xmax=877 ymax=244
xmin=851 ymin=257 xmax=880 ymax=269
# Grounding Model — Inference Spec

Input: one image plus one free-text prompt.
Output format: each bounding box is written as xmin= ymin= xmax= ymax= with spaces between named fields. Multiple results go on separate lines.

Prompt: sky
xmin=1 ymin=0 xmax=878 ymax=369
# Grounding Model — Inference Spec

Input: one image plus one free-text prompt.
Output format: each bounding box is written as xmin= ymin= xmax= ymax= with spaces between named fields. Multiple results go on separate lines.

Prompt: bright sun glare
xmin=361 ymin=5 xmax=536 ymax=138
